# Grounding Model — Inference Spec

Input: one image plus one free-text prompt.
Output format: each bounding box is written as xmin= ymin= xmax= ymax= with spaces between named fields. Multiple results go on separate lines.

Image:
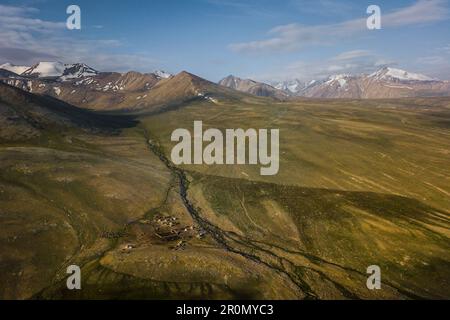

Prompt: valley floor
xmin=1 ymin=97 xmax=449 ymax=299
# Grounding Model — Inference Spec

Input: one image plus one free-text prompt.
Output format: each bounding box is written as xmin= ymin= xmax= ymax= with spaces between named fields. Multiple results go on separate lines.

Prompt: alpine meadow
xmin=0 ymin=0 xmax=449 ymax=301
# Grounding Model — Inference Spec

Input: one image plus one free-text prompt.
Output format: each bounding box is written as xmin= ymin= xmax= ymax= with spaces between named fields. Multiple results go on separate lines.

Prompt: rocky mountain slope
xmin=0 ymin=62 xmax=259 ymax=111
xmin=273 ymin=79 xmax=320 ymax=95
xmin=273 ymin=67 xmax=450 ymax=99
xmin=219 ymin=75 xmax=289 ymax=99
xmin=0 ymin=82 xmax=136 ymax=140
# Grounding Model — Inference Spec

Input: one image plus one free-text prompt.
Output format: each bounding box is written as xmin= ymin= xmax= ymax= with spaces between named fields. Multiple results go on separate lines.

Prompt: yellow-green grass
xmin=2 ymin=95 xmax=450 ymax=299
xmin=138 ymin=97 xmax=450 ymax=298
xmin=141 ymin=98 xmax=450 ymax=214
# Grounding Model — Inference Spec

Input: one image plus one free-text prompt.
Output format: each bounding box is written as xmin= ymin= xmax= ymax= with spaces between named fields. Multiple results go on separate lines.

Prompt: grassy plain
xmin=140 ymin=97 xmax=450 ymax=298
xmin=1 ymin=85 xmax=449 ymax=299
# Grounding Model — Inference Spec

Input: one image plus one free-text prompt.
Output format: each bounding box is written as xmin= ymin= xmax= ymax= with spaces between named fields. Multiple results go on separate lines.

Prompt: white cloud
xmin=0 ymin=5 xmax=39 ymax=16
xmin=289 ymin=0 xmax=355 ymax=16
xmin=0 ymin=4 xmax=158 ymax=72
xmin=230 ymin=0 xmax=449 ymax=53
xmin=251 ymin=50 xmax=396 ymax=82
xmin=204 ymin=0 xmax=276 ymax=18
xmin=382 ymin=0 xmax=449 ymax=27
xmin=333 ymin=50 xmax=372 ymax=61
xmin=415 ymin=44 xmax=450 ymax=79
xmin=418 ymin=56 xmax=447 ymax=65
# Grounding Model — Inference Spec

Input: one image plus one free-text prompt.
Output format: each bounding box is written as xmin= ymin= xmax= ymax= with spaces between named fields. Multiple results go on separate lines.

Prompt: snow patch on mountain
xmin=369 ymin=67 xmax=434 ymax=82
xmin=273 ymin=79 xmax=321 ymax=94
xmin=274 ymin=79 xmax=302 ymax=93
xmin=154 ymin=70 xmax=172 ymax=79
xmin=23 ymin=62 xmax=66 ymax=77
xmin=0 ymin=63 xmax=30 ymax=75
xmin=196 ymin=91 xmax=219 ymax=104
xmin=270 ymin=67 xmax=439 ymax=96
xmin=60 ymin=63 xmax=98 ymax=81
xmin=53 ymin=87 xmax=61 ymax=96
xmin=21 ymin=62 xmax=98 ymax=80
xmin=327 ymin=74 xmax=350 ymax=82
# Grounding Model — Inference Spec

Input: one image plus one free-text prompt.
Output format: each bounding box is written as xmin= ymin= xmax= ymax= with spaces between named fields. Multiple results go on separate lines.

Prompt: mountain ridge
xmin=269 ymin=67 xmax=450 ymax=98
xmin=1 ymin=61 xmax=450 ymax=104
xmin=0 ymin=63 xmax=257 ymax=112
xmin=218 ymin=75 xmax=289 ymax=99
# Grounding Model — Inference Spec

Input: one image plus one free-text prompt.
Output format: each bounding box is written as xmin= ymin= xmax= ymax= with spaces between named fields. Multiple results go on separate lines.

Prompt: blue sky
xmin=0 ymin=0 xmax=449 ymax=81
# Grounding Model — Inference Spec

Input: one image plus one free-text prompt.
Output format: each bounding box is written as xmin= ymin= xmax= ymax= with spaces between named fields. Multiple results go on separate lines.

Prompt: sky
xmin=0 ymin=0 xmax=449 ymax=82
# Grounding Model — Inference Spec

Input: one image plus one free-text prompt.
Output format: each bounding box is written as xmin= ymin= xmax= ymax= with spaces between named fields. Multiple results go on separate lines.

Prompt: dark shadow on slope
xmin=0 ymin=82 xmax=138 ymax=134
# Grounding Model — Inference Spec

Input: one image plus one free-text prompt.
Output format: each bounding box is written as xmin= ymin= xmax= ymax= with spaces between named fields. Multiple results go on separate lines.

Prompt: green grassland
xmin=142 ymin=98 xmax=450 ymax=214
xmin=1 ymin=89 xmax=449 ymax=299
xmin=140 ymin=97 xmax=450 ymax=298
xmin=1 ymin=130 xmax=299 ymax=299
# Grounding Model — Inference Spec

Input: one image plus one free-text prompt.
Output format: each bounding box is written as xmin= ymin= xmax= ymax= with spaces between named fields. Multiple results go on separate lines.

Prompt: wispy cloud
xmin=251 ymin=50 xmax=396 ymax=82
xmin=289 ymin=0 xmax=356 ymax=17
xmin=0 ymin=5 xmax=40 ymax=17
xmin=415 ymin=43 xmax=450 ymax=79
xmin=0 ymin=4 xmax=158 ymax=71
xmin=204 ymin=0 xmax=276 ymax=18
xmin=333 ymin=49 xmax=372 ymax=61
xmin=230 ymin=0 xmax=449 ymax=53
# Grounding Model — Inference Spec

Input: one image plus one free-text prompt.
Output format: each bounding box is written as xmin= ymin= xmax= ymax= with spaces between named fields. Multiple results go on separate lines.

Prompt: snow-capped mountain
xmin=0 ymin=61 xmax=203 ymax=110
xmin=221 ymin=68 xmax=450 ymax=99
xmin=299 ymin=74 xmax=363 ymax=98
xmin=2 ymin=61 xmax=449 ymax=102
xmin=267 ymin=67 xmax=448 ymax=99
xmin=325 ymin=74 xmax=352 ymax=85
xmin=0 ymin=63 xmax=30 ymax=75
xmin=22 ymin=62 xmax=99 ymax=80
xmin=274 ymin=79 xmax=303 ymax=93
xmin=2 ymin=61 xmax=173 ymax=82
xmin=273 ymin=79 xmax=321 ymax=95
xmin=154 ymin=70 xmax=173 ymax=79
xmin=60 ymin=63 xmax=98 ymax=81
xmin=368 ymin=67 xmax=435 ymax=82
xmin=298 ymin=67 xmax=449 ymax=98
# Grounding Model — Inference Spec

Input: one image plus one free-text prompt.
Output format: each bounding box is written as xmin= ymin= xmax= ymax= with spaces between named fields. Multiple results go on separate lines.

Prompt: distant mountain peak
xmin=270 ymin=66 xmax=444 ymax=98
xmin=273 ymin=78 xmax=323 ymax=94
xmin=223 ymin=74 xmax=244 ymax=81
xmin=21 ymin=61 xmax=98 ymax=80
xmin=60 ymin=63 xmax=98 ymax=81
xmin=220 ymin=75 xmax=255 ymax=89
xmin=369 ymin=67 xmax=435 ymax=82
xmin=219 ymin=75 xmax=288 ymax=99
xmin=154 ymin=70 xmax=173 ymax=79
xmin=177 ymin=70 xmax=195 ymax=77
xmin=327 ymin=74 xmax=352 ymax=80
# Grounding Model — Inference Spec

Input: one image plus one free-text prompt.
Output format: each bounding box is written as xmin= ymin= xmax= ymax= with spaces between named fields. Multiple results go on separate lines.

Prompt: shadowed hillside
xmin=0 ymin=82 xmax=137 ymax=140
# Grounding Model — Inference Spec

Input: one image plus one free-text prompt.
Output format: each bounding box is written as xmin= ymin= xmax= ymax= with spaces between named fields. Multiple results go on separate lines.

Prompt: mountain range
xmin=0 ymin=61 xmax=252 ymax=111
xmin=1 ymin=61 xmax=450 ymax=300
xmin=218 ymin=75 xmax=289 ymax=100
xmin=1 ymin=62 xmax=450 ymax=105
xmin=220 ymin=67 xmax=450 ymax=99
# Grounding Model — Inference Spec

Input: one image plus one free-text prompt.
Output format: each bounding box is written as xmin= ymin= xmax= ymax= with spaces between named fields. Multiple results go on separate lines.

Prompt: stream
xmin=144 ymin=131 xmax=321 ymax=299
